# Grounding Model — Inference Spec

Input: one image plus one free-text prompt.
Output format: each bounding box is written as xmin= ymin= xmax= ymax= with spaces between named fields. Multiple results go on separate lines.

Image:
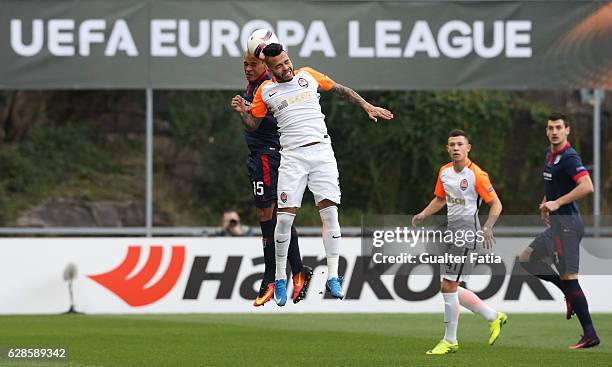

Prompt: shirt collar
xmin=252 ymin=70 xmax=270 ymax=84
xmin=551 ymin=142 xmax=571 ymax=154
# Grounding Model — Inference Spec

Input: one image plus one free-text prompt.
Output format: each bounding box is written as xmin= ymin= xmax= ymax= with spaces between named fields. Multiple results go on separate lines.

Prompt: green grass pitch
xmin=0 ymin=313 xmax=609 ymax=366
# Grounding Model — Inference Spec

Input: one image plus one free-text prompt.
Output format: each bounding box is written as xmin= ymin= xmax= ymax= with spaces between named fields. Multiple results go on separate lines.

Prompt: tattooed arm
xmin=330 ymin=82 xmax=394 ymax=122
xmin=330 ymin=82 xmax=368 ymax=107
xmin=230 ymin=95 xmax=262 ymax=131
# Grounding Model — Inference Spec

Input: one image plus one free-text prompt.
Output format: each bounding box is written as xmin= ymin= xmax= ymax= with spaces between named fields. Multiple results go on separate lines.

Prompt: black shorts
xmin=529 ymin=217 xmax=584 ymax=275
xmin=246 ymin=151 xmax=280 ymax=208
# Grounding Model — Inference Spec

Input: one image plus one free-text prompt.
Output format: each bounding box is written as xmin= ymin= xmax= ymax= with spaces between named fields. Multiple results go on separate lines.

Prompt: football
xmin=247 ymin=28 xmax=279 ymax=60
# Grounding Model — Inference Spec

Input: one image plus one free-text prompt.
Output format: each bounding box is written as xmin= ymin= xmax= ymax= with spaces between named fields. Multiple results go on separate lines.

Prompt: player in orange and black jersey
xmin=232 ymin=52 xmax=312 ymax=307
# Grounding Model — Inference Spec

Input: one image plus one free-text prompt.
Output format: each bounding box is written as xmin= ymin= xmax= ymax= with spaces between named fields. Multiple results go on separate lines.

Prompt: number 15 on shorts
xmin=252 ymin=181 xmax=264 ymax=196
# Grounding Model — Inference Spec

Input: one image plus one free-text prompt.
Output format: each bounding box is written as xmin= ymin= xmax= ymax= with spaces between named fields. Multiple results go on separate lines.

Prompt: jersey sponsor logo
xmin=277 ymin=100 xmax=289 ymax=111
xmin=460 ymin=178 xmax=468 ymax=191
xmin=298 ymin=77 xmax=309 ymax=88
xmin=280 ymin=192 xmax=288 ymax=203
xmin=446 ymin=196 xmax=466 ymax=205
xmin=273 ymin=91 xmax=317 ymax=113
xmin=288 ymin=91 xmax=317 ymax=104
xmin=89 ymin=246 xmax=186 ymax=307
xmin=269 ymin=91 xmax=278 ymax=97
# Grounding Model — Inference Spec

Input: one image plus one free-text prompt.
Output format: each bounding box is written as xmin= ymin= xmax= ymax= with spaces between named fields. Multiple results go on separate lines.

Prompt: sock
xmin=287 ymin=226 xmax=303 ymax=277
xmin=562 ymin=279 xmax=597 ymax=336
xmin=319 ymin=206 xmax=341 ymax=279
xmin=259 ymin=218 xmax=276 ymax=282
xmin=519 ymin=258 xmax=564 ymax=291
xmin=274 ymin=212 xmax=295 ymax=280
xmin=457 ymin=286 xmax=498 ymax=322
xmin=443 ymin=292 xmax=459 ymax=344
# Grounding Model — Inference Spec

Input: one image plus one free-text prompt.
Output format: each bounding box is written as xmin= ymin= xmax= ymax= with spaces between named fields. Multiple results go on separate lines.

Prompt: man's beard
xmin=275 ymin=69 xmax=293 ymax=82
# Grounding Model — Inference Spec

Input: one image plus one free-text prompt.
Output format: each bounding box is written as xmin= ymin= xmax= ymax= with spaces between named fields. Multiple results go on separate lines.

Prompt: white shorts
xmin=277 ymin=142 xmax=341 ymax=208
xmin=441 ymin=243 xmax=475 ymax=283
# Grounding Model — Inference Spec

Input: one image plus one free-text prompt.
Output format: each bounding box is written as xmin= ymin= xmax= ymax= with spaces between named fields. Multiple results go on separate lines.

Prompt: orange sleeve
xmin=474 ymin=168 xmax=498 ymax=204
xmin=249 ymin=81 xmax=269 ymax=119
xmin=300 ymin=67 xmax=334 ymax=90
xmin=434 ymin=169 xmax=446 ymax=199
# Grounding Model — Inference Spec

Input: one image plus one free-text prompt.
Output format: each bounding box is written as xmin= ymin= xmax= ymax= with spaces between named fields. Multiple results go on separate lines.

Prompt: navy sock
xmin=519 ymin=259 xmax=564 ymax=292
xmin=562 ymin=279 xmax=596 ymax=336
xmin=287 ymin=226 xmax=303 ymax=276
xmin=260 ymin=219 xmax=276 ymax=283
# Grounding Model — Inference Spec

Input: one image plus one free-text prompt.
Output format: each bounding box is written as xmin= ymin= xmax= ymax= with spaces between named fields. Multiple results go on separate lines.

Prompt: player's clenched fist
xmin=230 ymin=95 xmax=248 ymax=114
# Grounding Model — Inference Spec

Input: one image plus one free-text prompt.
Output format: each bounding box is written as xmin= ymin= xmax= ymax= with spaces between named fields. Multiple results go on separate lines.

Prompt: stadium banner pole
xmin=593 ymin=89 xmax=603 ymax=237
xmin=146 ymin=88 xmax=153 ymax=237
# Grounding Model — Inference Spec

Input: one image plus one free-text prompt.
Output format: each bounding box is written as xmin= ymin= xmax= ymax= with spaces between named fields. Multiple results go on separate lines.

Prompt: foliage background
xmin=0 ymin=90 xmax=609 ymax=226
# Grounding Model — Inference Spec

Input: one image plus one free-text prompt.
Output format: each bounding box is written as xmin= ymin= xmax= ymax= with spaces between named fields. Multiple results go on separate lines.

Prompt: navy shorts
xmin=529 ymin=216 xmax=584 ymax=275
xmin=246 ymin=151 xmax=280 ymax=208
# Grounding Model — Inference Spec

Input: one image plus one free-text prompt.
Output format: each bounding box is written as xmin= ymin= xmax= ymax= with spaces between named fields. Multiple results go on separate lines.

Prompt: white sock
xmin=443 ymin=292 xmax=459 ymax=344
xmin=458 ymin=286 xmax=498 ymax=322
xmin=319 ymin=206 xmax=341 ymax=279
xmin=274 ymin=212 xmax=295 ymax=280
xmin=326 ymin=257 xmax=339 ymax=279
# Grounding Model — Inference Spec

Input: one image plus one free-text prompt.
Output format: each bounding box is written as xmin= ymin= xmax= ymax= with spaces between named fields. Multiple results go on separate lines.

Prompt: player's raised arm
xmin=330 ymin=82 xmax=393 ymax=123
xmin=230 ymin=95 xmax=262 ymax=131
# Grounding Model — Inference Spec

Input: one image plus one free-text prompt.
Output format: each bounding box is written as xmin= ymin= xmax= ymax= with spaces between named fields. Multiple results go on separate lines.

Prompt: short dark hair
xmin=223 ymin=208 xmax=239 ymax=215
xmin=262 ymin=43 xmax=284 ymax=58
xmin=448 ymin=129 xmax=469 ymax=142
xmin=547 ymin=112 xmax=569 ymax=128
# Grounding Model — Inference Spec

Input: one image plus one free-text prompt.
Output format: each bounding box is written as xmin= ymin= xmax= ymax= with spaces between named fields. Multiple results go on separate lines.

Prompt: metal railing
xmin=0 ymin=226 xmax=610 ymax=237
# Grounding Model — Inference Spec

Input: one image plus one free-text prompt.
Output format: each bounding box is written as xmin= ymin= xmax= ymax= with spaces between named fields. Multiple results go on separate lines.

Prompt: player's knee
xmin=441 ymin=279 xmax=459 ymax=293
xmin=560 ymin=273 xmax=578 ymax=280
xmin=318 ymin=199 xmax=337 ymax=210
xmin=276 ymin=211 xmax=295 ymax=234
xmin=256 ymin=206 xmax=275 ymax=222
xmin=319 ymin=205 xmax=340 ymax=231
xmin=518 ymin=248 xmax=532 ymax=263
xmin=278 ymin=207 xmax=298 ymax=215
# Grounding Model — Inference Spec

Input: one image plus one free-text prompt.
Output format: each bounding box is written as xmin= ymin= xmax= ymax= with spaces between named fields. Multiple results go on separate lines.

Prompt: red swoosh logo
xmin=88 ymin=246 xmax=185 ymax=307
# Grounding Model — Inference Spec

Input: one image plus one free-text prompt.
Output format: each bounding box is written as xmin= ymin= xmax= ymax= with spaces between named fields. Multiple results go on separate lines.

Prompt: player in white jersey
xmin=231 ymin=43 xmax=393 ymax=306
xmin=412 ymin=129 xmax=507 ymax=355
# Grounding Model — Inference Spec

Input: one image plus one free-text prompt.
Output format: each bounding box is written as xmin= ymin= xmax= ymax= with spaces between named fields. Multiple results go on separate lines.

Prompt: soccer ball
xmin=247 ymin=29 xmax=279 ymax=60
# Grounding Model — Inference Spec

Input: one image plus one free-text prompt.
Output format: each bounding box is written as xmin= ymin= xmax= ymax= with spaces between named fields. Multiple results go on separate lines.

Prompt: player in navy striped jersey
xmin=519 ymin=112 xmax=599 ymax=349
xmin=231 ymin=52 xmax=312 ymax=307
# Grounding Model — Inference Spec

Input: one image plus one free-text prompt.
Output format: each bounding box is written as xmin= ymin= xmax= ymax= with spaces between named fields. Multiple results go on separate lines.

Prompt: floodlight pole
xmin=146 ymin=88 xmax=154 ymax=237
xmin=581 ymin=89 xmax=604 ymax=237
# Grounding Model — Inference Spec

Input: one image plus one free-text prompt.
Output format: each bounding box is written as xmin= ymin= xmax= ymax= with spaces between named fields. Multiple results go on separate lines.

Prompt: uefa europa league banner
xmin=0 ymin=0 xmax=610 ymax=90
